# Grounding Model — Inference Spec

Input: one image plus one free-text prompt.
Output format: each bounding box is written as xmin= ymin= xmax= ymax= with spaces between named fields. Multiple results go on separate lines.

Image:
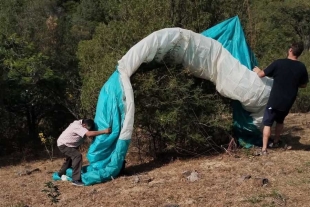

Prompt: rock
xmin=133 ymin=175 xmax=140 ymax=183
xmin=182 ymin=170 xmax=191 ymax=177
xmin=187 ymin=171 xmax=199 ymax=182
xmin=236 ymin=175 xmax=251 ymax=184
xmin=18 ymin=168 xmax=41 ymax=176
xmin=242 ymin=175 xmax=251 ymax=180
xmin=253 ymin=178 xmax=269 ymax=187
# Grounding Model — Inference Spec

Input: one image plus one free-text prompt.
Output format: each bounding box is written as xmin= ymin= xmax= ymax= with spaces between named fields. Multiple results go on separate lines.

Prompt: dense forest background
xmin=1 ymin=0 xmax=310 ymax=158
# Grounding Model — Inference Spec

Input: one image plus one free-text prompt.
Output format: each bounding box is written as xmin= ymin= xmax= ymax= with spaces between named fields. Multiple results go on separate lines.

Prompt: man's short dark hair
xmin=82 ymin=119 xmax=95 ymax=130
xmin=291 ymin=42 xmax=304 ymax=57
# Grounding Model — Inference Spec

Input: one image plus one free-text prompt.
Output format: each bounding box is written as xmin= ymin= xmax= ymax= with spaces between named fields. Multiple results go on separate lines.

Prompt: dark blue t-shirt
xmin=264 ymin=58 xmax=308 ymax=111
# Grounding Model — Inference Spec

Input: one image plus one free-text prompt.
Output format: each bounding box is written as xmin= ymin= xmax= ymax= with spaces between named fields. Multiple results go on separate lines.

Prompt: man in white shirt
xmin=57 ymin=119 xmax=111 ymax=186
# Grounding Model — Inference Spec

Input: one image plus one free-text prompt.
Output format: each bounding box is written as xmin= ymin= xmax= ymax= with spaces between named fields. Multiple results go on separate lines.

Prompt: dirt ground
xmin=1 ymin=113 xmax=310 ymax=207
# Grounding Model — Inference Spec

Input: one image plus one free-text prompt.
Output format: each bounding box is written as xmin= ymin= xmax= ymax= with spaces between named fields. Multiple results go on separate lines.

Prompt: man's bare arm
xmin=299 ymin=83 xmax=307 ymax=88
xmin=85 ymin=128 xmax=111 ymax=137
xmin=253 ymin=66 xmax=265 ymax=78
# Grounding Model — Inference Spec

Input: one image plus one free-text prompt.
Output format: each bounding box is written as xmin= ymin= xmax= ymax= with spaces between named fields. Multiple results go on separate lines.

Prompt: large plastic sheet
xmin=57 ymin=17 xmax=272 ymax=186
xmin=201 ymin=16 xmax=273 ymax=147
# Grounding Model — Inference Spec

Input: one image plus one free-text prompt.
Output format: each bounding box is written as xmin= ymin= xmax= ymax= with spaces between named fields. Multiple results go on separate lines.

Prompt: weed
xmin=42 ymin=181 xmax=61 ymax=204
xmin=39 ymin=133 xmax=55 ymax=161
xmin=304 ymin=161 xmax=310 ymax=167
xmin=270 ymin=190 xmax=286 ymax=206
xmin=295 ymin=168 xmax=303 ymax=173
xmin=245 ymin=194 xmax=265 ymax=204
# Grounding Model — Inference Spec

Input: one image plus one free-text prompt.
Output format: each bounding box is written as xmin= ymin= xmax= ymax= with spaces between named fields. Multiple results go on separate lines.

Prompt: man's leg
xmin=273 ymin=110 xmax=288 ymax=145
xmin=70 ymin=148 xmax=82 ymax=182
xmin=274 ymin=123 xmax=284 ymax=143
xmin=262 ymin=106 xmax=274 ymax=152
xmin=58 ymin=145 xmax=72 ymax=177
xmin=262 ymin=126 xmax=271 ymax=152
xmin=58 ymin=156 xmax=72 ymax=177
xmin=59 ymin=145 xmax=82 ymax=181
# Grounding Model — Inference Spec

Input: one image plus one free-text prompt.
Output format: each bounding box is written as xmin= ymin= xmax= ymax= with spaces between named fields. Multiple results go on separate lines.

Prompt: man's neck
xmin=287 ymin=55 xmax=298 ymax=61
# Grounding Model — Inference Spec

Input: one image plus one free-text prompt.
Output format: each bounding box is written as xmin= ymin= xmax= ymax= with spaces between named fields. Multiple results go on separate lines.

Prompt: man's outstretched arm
xmin=253 ymin=66 xmax=265 ymax=78
xmin=85 ymin=128 xmax=111 ymax=137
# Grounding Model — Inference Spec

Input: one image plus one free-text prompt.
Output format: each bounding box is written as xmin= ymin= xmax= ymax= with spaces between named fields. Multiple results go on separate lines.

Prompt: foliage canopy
xmin=0 ymin=0 xmax=310 ymax=156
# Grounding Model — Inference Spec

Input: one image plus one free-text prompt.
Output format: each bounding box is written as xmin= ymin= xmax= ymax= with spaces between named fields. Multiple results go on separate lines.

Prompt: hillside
xmin=1 ymin=113 xmax=310 ymax=207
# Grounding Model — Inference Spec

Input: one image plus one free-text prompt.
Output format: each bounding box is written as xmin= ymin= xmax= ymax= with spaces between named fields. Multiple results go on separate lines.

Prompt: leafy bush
xmin=132 ymin=64 xmax=232 ymax=155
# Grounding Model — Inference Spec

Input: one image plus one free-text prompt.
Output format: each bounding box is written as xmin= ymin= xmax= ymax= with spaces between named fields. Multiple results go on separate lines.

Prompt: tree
xmin=278 ymin=1 xmax=310 ymax=50
xmin=0 ymin=34 xmax=67 ymax=147
xmin=249 ymin=0 xmax=310 ymax=66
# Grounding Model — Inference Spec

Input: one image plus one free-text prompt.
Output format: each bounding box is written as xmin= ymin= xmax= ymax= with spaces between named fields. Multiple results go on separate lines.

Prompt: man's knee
xmin=71 ymin=152 xmax=82 ymax=160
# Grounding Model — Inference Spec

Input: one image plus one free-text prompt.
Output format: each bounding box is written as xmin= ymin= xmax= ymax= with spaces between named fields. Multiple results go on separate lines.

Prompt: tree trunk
xmin=26 ymin=104 xmax=39 ymax=147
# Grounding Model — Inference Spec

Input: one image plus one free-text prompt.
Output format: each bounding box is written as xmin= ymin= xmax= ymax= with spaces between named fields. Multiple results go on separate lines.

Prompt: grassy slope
xmin=1 ymin=113 xmax=310 ymax=207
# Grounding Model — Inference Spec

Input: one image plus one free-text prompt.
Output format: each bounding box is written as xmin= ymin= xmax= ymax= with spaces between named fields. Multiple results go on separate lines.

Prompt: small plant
xmin=246 ymin=195 xmax=264 ymax=204
xmin=270 ymin=190 xmax=286 ymax=206
xmin=39 ymin=132 xmax=55 ymax=161
xmin=304 ymin=161 xmax=310 ymax=167
xmin=295 ymin=167 xmax=303 ymax=173
xmin=244 ymin=193 xmax=268 ymax=204
xmin=42 ymin=181 xmax=61 ymax=204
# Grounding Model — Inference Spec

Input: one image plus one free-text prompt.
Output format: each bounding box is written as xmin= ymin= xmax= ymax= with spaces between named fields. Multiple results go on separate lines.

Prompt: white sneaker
xmin=61 ymin=175 xmax=69 ymax=181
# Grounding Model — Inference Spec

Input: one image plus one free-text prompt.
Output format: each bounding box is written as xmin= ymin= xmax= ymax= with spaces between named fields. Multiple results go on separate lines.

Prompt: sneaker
xmin=261 ymin=150 xmax=268 ymax=155
xmin=61 ymin=175 xmax=69 ymax=181
xmin=72 ymin=180 xmax=84 ymax=186
xmin=254 ymin=150 xmax=268 ymax=156
xmin=268 ymin=140 xmax=282 ymax=148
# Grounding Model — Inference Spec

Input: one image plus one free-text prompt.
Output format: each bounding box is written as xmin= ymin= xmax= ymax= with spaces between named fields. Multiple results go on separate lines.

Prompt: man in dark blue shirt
xmin=254 ymin=42 xmax=308 ymax=154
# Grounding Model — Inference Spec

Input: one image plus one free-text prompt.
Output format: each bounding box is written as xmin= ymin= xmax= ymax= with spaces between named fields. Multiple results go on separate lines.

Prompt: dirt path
xmin=1 ymin=113 xmax=310 ymax=207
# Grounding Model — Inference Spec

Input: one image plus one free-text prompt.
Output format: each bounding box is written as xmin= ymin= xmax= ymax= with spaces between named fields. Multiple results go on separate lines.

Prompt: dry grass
xmin=1 ymin=113 xmax=310 ymax=207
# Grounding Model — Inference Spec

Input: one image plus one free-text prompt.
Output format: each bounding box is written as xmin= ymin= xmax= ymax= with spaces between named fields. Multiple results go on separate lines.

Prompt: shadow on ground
xmin=282 ymin=134 xmax=310 ymax=151
xmin=282 ymin=125 xmax=310 ymax=151
xmin=120 ymin=149 xmax=223 ymax=176
xmin=0 ymin=147 xmax=64 ymax=168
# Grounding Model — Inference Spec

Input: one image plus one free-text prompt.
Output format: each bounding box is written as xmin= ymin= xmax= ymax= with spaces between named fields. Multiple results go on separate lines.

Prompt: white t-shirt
xmin=57 ymin=120 xmax=88 ymax=147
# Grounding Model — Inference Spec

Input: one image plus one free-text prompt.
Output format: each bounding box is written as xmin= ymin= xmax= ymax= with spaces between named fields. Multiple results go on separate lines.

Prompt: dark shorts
xmin=263 ymin=106 xmax=289 ymax=126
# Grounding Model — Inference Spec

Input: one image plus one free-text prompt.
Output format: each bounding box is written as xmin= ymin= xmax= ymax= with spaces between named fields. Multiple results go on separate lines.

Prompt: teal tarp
xmin=201 ymin=16 xmax=262 ymax=148
xmin=81 ymin=70 xmax=130 ymax=185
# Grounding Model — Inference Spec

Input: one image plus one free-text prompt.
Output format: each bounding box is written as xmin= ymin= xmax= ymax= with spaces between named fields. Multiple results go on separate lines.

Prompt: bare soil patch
xmin=1 ymin=113 xmax=310 ymax=207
